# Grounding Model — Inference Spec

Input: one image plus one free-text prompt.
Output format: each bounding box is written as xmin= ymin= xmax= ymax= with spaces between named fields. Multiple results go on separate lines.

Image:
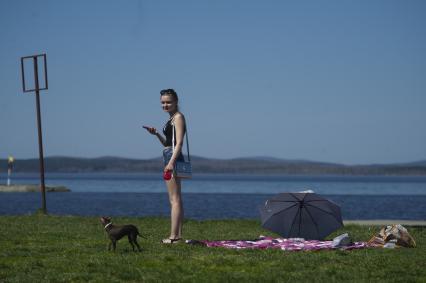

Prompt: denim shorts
xmin=163 ymin=147 xmax=184 ymax=166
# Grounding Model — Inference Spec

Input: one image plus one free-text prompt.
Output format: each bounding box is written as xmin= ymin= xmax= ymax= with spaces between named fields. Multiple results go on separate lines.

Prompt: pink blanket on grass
xmin=193 ymin=236 xmax=368 ymax=251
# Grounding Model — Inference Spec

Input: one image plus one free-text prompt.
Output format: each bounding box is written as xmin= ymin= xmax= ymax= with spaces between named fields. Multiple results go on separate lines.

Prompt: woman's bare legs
xmin=166 ymin=176 xmax=183 ymax=239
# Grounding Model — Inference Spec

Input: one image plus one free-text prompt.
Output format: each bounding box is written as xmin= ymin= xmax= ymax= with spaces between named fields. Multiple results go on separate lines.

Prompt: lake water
xmin=2 ymin=173 xmax=426 ymax=195
xmin=1 ymin=173 xmax=425 ymax=220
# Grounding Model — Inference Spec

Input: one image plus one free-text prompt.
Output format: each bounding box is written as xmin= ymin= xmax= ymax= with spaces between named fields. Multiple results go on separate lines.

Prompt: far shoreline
xmin=2 ymin=172 xmax=426 ymax=179
xmin=1 ymin=156 xmax=426 ymax=176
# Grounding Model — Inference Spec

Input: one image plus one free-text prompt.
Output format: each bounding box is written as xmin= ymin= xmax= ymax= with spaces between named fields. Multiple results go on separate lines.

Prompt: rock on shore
xmin=0 ymin=185 xmax=70 ymax=192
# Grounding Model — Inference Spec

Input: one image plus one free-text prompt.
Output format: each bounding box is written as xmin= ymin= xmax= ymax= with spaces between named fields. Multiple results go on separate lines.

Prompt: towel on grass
xmin=186 ymin=235 xmax=368 ymax=251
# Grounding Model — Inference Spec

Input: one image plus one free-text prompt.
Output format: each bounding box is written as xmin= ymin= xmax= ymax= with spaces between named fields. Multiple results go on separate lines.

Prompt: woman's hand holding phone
xmin=143 ymin=125 xmax=157 ymax=135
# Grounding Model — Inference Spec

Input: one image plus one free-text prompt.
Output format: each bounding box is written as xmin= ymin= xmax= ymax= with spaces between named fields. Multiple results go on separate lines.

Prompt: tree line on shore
xmin=1 ymin=156 xmax=426 ymax=175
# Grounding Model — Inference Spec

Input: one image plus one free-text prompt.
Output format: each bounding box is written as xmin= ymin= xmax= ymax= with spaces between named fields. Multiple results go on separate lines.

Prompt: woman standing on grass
xmin=144 ymin=89 xmax=186 ymax=244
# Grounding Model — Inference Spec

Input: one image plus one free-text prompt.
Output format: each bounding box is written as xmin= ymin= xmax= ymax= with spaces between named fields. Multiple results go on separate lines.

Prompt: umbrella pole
xmin=288 ymin=207 xmax=301 ymax=238
xmin=304 ymin=207 xmax=321 ymax=239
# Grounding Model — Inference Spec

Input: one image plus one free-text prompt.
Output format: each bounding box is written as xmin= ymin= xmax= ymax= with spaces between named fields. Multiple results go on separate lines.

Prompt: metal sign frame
xmin=20 ymin=53 xmax=49 ymax=214
xmin=21 ymin=54 xmax=48 ymax=92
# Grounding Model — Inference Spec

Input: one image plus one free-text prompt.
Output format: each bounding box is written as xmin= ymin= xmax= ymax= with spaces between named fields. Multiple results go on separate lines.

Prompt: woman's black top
xmin=163 ymin=119 xmax=174 ymax=147
xmin=163 ymin=119 xmax=186 ymax=147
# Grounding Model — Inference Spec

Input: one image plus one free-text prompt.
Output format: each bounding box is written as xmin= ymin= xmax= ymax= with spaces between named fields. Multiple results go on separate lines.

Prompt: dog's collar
xmin=104 ymin=223 xmax=112 ymax=229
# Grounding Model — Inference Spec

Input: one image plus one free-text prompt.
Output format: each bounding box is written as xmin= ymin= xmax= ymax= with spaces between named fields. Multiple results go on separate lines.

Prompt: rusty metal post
xmin=21 ymin=54 xmax=49 ymax=215
xmin=33 ymin=57 xmax=47 ymax=214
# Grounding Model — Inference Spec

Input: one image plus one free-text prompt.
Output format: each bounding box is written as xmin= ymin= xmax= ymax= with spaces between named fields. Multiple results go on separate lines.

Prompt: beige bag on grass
xmin=368 ymin=224 xmax=416 ymax=248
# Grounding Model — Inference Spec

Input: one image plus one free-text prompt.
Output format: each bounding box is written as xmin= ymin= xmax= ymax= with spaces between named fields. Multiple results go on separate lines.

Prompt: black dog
xmin=100 ymin=217 xmax=142 ymax=252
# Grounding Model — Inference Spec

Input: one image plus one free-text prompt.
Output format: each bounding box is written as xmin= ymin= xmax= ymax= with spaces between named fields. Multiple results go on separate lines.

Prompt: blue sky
xmin=0 ymin=0 xmax=425 ymax=165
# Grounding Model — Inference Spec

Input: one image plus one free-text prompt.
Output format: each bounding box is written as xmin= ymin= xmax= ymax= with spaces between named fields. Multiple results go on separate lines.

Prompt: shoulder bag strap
xmin=172 ymin=120 xmax=191 ymax=162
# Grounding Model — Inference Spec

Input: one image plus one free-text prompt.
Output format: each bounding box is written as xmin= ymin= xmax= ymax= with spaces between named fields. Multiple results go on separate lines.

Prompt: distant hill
xmin=1 ymin=156 xmax=426 ymax=175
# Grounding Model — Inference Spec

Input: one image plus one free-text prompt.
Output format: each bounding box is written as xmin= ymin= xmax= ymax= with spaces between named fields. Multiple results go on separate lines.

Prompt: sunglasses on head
xmin=160 ymin=89 xmax=176 ymax=96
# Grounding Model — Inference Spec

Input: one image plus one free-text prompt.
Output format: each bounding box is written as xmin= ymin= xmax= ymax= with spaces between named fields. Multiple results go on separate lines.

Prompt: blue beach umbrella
xmin=259 ymin=192 xmax=343 ymax=240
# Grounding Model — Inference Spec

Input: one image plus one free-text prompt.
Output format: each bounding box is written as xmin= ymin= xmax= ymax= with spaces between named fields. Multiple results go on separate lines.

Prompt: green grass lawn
xmin=0 ymin=215 xmax=425 ymax=282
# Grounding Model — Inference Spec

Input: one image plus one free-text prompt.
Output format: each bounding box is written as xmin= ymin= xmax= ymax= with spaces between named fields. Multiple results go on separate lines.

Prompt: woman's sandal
xmin=161 ymin=238 xmax=182 ymax=244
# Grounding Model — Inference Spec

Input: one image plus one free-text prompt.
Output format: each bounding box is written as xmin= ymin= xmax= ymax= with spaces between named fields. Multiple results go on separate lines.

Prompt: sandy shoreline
xmin=0 ymin=185 xmax=70 ymax=192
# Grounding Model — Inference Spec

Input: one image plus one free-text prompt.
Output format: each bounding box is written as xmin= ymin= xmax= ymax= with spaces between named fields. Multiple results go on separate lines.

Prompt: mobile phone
xmin=142 ymin=125 xmax=151 ymax=130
